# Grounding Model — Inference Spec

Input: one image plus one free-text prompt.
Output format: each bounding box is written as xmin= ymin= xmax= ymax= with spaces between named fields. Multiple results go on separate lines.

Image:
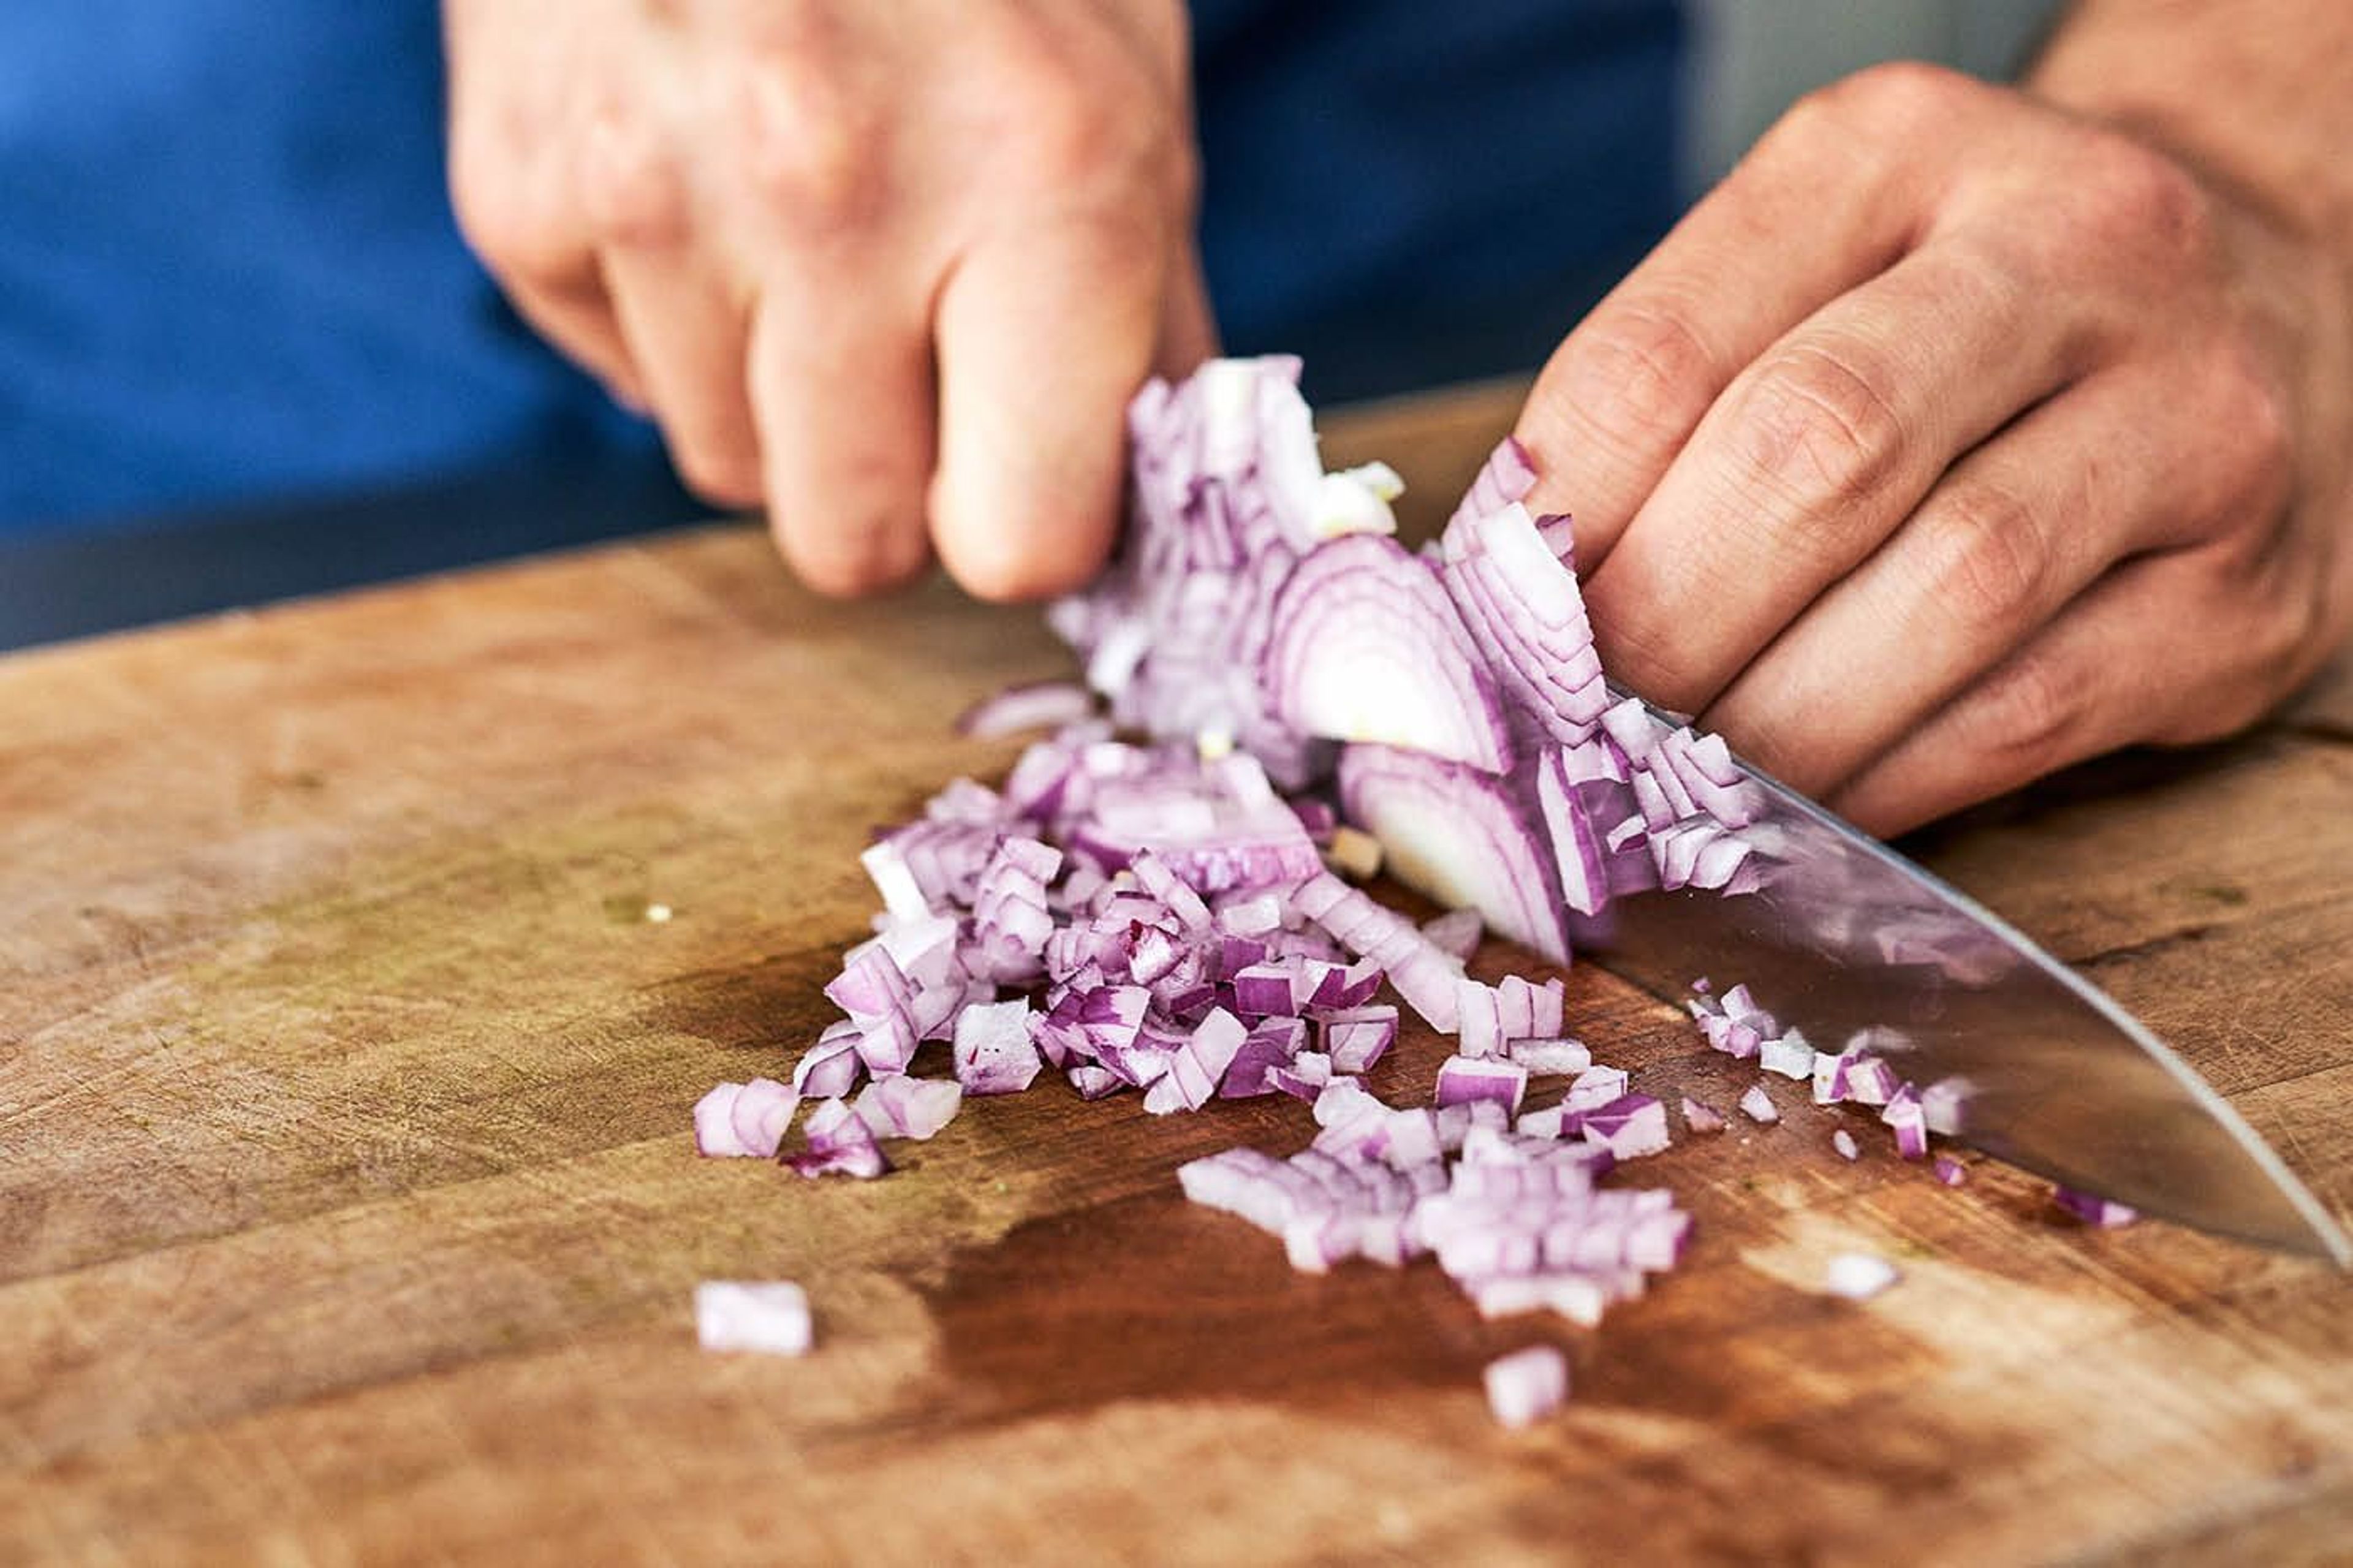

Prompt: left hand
xmin=1513 ymin=62 xmax=2353 ymax=835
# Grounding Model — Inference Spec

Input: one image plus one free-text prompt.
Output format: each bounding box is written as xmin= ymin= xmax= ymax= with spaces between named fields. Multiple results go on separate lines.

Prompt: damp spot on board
xmin=916 ymin=1191 xmax=1507 ymax=1429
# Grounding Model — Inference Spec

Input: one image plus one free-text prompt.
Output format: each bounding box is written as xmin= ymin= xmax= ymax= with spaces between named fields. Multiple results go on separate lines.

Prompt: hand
xmin=1514 ymin=62 xmax=2353 ymax=835
xmin=444 ymin=0 xmax=1214 ymax=599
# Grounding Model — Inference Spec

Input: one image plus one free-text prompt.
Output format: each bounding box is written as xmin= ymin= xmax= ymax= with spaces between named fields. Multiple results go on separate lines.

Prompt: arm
xmin=441 ymin=0 xmax=1213 ymax=601
xmin=1512 ymin=2 xmax=2353 ymax=834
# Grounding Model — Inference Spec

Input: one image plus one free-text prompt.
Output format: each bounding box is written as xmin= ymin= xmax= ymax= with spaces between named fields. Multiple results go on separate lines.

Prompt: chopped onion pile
xmin=686 ymin=358 xmax=2057 ymax=1416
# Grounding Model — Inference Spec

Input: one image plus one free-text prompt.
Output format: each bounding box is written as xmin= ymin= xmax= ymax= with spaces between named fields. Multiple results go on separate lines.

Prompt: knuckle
xmin=735 ymin=50 xmax=885 ymax=230
xmin=2070 ymin=133 xmax=2211 ymax=260
xmin=1786 ymin=60 xmax=1972 ymax=145
xmin=1730 ymin=343 xmax=1907 ymax=515
xmin=982 ymin=18 xmax=1175 ymax=199
xmin=1919 ymin=482 xmax=2048 ymax=640
xmin=579 ymin=108 xmax=690 ymax=245
xmin=1974 ymin=647 xmax=2084 ymax=773
xmin=1563 ymin=305 xmax=1721 ymax=453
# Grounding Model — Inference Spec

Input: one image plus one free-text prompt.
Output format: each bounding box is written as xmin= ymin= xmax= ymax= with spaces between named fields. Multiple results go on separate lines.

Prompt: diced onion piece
xmin=1831 ymin=1129 xmax=1861 ymax=1161
xmin=1823 ymin=1252 xmax=1900 ymax=1300
xmin=1681 ymin=1096 xmax=1726 ymax=1135
xmin=1483 ymin=1344 xmax=1570 ymax=1428
xmin=695 ymin=1281 xmax=813 ymax=1355
xmin=2053 ymin=1185 xmax=2140 ymax=1228
xmin=1739 ymin=1084 xmax=1780 ymax=1125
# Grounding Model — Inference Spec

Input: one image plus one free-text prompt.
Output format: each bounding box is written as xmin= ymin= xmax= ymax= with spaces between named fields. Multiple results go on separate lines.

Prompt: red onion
xmin=1483 ymin=1344 xmax=1571 ymax=1428
xmin=1823 ymin=1252 xmax=1901 ymax=1300
xmin=2053 ymin=1186 xmax=2140 ymax=1228
xmin=695 ymin=1281 xmax=813 ymax=1355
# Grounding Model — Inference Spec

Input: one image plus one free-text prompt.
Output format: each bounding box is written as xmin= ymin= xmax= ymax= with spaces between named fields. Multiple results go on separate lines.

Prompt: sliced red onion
xmin=1880 ymin=1083 xmax=1928 ymax=1160
xmin=1823 ymin=1252 xmax=1900 ymax=1300
xmin=953 ymin=999 xmax=1044 ymax=1096
xmin=1319 ymin=1006 xmax=1399 ymax=1074
xmin=695 ymin=1281 xmax=813 ymax=1355
xmin=1445 ymin=435 xmax=1538 ymax=539
xmin=1920 ymin=1077 xmax=1974 ymax=1137
xmin=1420 ymin=907 xmax=1484 ymax=960
xmin=854 ymin=1076 xmax=963 ymax=1141
xmin=1338 ymin=743 xmax=1567 ymax=961
xmin=1435 ymin=1055 xmax=1529 ymax=1114
xmin=1265 ymin=536 xmax=1514 ymax=773
xmin=955 ymin=680 xmax=1098 ymax=740
xmin=726 ymin=1077 xmax=799 ymax=1157
xmin=1758 ymin=1031 xmax=1816 ymax=1080
xmin=1739 ymin=1083 xmax=1780 ymax=1125
xmin=789 ymin=1097 xmax=890 ymax=1180
xmin=791 ymin=1033 xmax=864 ymax=1100
xmin=1579 ymin=1094 xmax=1670 ymax=1160
xmin=1681 ymin=1096 xmax=1726 ymax=1135
xmin=1506 ymin=1037 xmax=1592 ymax=1075
xmin=1563 ymin=1065 xmax=1629 ymax=1114
xmin=2053 ymin=1186 xmax=2140 ymax=1228
xmin=1157 ymin=1008 xmax=1249 ymax=1113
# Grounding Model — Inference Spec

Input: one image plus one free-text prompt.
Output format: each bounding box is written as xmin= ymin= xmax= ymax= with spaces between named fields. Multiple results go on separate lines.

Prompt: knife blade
xmin=1580 ymin=695 xmax=2351 ymax=1266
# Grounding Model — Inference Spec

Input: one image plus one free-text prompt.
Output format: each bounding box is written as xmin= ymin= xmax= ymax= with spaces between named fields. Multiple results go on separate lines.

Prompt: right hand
xmin=444 ymin=0 xmax=1215 ymax=599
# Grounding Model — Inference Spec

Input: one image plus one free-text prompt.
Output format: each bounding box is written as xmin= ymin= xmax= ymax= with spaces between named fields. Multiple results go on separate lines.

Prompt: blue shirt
xmin=0 ymin=1 xmax=1680 ymax=535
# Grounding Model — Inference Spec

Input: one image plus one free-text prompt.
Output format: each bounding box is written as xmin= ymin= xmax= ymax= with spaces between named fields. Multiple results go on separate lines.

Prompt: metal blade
xmin=1581 ymin=699 xmax=2350 ymax=1265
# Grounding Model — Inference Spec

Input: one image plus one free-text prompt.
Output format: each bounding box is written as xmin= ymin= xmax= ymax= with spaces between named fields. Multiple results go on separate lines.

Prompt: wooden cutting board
xmin=2 ymin=382 xmax=2349 ymax=1566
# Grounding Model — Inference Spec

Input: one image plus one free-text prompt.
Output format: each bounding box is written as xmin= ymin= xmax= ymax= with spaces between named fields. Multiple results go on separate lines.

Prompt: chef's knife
xmin=1582 ymin=694 xmax=2351 ymax=1266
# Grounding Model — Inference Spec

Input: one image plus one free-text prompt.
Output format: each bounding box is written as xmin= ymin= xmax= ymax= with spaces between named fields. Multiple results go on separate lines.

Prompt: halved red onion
xmin=1338 ymin=744 xmax=1567 ymax=961
xmin=1264 ymin=535 xmax=1514 ymax=773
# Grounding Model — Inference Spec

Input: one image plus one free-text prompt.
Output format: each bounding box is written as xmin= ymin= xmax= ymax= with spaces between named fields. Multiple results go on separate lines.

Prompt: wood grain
xmin=2 ymin=385 xmax=2348 ymax=1567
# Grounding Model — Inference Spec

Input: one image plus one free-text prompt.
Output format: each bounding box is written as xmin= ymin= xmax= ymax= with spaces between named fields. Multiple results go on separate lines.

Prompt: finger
xmin=1702 ymin=368 xmax=2203 ymax=797
xmin=1514 ymin=69 xmax=1966 ymax=566
xmin=930 ymin=213 xmax=1164 ymax=600
xmin=1581 ymin=239 xmax=2089 ymax=716
xmin=1825 ymin=548 xmax=2277 ymax=835
xmin=577 ymin=103 xmax=763 ymax=505
xmin=746 ymin=259 xmax=938 ymax=596
xmin=1155 ymin=243 xmax=1220 ymax=380
xmin=444 ymin=0 xmax=651 ymax=409
xmin=498 ymin=263 xmax=651 ymax=414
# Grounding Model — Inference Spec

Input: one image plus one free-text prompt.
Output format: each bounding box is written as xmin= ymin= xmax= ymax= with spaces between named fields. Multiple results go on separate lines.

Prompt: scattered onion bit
xmin=2053 ymin=1185 xmax=2140 ymax=1228
xmin=1933 ymin=1155 xmax=1969 ymax=1187
xmin=1831 ymin=1129 xmax=1861 ymax=1162
xmin=1680 ymin=1096 xmax=1726 ymax=1135
xmin=1739 ymin=1084 xmax=1780 ymax=1126
xmin=1822 ymin=1252 xmax=1901 ymax=1301
xmin=1483 ymin=1344 xmax=1571 ymax=1428
xmin=695 ymin=1281 xmax=813 ymax=1355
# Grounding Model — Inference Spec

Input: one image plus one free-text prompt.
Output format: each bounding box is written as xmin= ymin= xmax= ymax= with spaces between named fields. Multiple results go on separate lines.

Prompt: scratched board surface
xmin=2 ymin=384 xmax=2349 ymax=1566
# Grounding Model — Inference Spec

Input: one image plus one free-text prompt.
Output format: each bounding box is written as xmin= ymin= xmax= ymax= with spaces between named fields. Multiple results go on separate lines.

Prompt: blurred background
xmin=0 ymin=0 xmax=2061 ymax=651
